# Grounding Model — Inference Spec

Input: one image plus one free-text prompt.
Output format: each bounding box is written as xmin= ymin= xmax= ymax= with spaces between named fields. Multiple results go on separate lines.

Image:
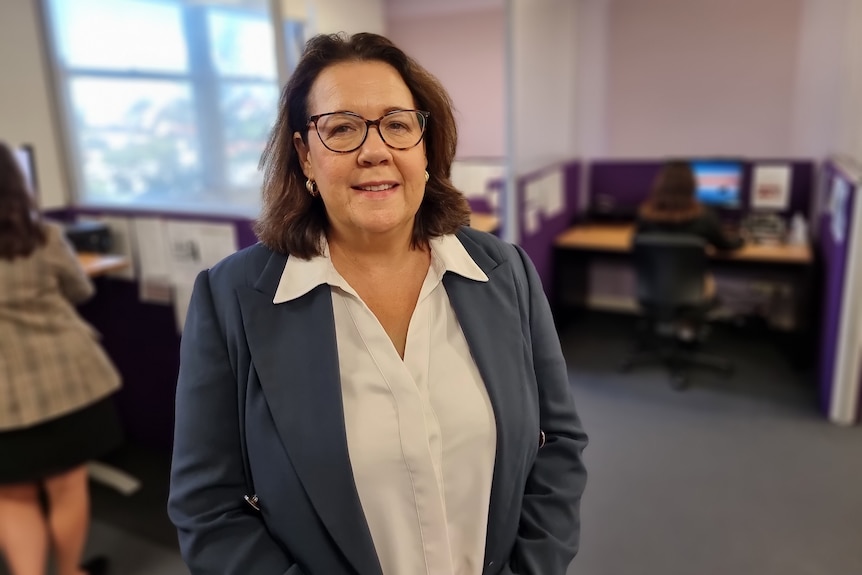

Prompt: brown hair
xmin=639 ymin=160 xmax=704 ymax=223
xmin=0 ymin=142 xmax=45 ymax=260
xmin=255 ymin=32 xmax=471 ymax=258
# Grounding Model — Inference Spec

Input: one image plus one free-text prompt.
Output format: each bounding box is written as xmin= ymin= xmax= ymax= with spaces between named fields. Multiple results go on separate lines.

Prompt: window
xmin=44 ymin=0 xmax=284 ymax=214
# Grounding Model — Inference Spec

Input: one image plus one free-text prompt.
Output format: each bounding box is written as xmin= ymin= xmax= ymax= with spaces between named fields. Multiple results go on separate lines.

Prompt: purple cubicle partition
xmin=589 ymin=159 xmax=815 ymax=219
xmin=589 ymin=161 xmax=661 ymax=213
xmin=817 ymin=161 xmax=861 ymax=424
xmin=466 ymin=194 xmax=495 ymax=215
xmin=516 ymin=160 xmax=581 ymax=296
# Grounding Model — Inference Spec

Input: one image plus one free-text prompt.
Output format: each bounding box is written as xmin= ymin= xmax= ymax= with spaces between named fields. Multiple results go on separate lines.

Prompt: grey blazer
xmin=168 ymin=227 xmax=588 ymax=575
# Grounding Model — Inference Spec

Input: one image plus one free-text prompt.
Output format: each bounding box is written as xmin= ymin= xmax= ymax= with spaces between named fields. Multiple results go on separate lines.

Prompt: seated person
xmin=637 ymin=160 xmax=744 ymax=254
xmin=636 ymin=160 xmax=744 ymax=338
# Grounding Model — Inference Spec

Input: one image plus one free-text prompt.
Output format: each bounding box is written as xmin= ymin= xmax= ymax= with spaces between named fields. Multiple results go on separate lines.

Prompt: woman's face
xmin=294 ymin=60 xmax=428 ymax=244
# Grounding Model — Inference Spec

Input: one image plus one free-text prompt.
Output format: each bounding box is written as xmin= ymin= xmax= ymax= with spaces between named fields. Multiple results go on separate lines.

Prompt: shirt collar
xmin=273 ymin=233 xmax=488 ymax=304
xmin=428 ymin=234 xmax=489 ymax=283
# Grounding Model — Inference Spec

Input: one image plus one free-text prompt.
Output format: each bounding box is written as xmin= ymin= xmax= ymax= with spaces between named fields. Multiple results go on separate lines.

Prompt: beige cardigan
xmin=0 ymin=221 xmax=121 ymax=430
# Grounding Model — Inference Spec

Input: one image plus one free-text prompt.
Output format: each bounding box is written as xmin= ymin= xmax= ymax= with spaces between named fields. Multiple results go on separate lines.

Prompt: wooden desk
xmin=553 ymin=222 xmax=816 ymax=344
xmin=555 ymin=224 xmax=812 ymax=265
xmin=77 ymin=252 xmax=130 ymax=277
xmin=470 ymin=212 xmax=500 ymax=234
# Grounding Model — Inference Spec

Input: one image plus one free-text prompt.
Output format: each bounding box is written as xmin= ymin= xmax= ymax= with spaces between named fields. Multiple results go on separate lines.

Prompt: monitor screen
xmin=12 ymin=144 xmax=38 ymax=202
xmin=691 ymin=160 xmax=742 ymax=209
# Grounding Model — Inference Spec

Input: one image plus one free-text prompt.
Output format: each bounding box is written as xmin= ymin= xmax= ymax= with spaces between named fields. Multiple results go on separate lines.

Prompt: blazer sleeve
xmin=168 ymin=270 xmax=303 ymax=575
xmin=507 ymin=245 xmax=589 ymax=575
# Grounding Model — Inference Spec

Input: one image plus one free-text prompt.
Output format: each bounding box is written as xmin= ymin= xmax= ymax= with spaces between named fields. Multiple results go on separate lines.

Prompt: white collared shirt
xmin=274 ymin=234 xmax=497 ymax=575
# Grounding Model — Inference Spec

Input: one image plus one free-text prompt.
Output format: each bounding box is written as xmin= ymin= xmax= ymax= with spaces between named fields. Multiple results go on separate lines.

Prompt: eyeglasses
xmin=307 ymin=109 xmax=430 ymax=153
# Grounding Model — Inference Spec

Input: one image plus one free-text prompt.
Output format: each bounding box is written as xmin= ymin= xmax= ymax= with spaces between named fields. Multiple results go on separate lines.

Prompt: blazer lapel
xmin=444 ymin=235 xmax=529 ymax=565
xmin=236 ymin=252 xmax=381 ymax=575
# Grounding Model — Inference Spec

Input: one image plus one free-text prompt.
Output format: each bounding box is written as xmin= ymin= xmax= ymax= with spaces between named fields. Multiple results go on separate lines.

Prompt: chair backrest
xmin=632 ymin=232 xmax=708 ymax=316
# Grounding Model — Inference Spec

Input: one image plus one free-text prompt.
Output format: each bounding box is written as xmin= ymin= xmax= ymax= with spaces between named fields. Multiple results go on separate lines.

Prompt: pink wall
xmin=575 ymin=0 xmax=610 ymax=160
xmin=604 ymin=0 xmax=804 ymax=158
xmin=386 ymin=7 xmax=505 ymax=159
xmin=386 ymin=1 xmax=821 ymax=161
xmin=790 ymin=0 xmax=848 ymax=158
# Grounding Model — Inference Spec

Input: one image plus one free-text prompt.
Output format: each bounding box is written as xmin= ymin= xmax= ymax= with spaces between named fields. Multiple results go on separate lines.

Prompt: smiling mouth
xmin=354 ymin=184 xmax=397 ymax=192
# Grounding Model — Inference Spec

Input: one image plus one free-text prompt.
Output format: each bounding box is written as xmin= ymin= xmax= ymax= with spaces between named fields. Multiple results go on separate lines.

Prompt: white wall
xmin=835 ymin=0 xmax=862 ymax=163
xmin=386 ymin=5 xmax=505 ymax=159
xmin=790 ymin=0 xmax=848 ymax=158
xmin=790 ymin=0 xmax=862 ymax=163
xmin=509 ymin=0 xmax=579 ymax=174
xmin=303 ymin=0 xmax=385 ymax=35
xmin=282 ymin=0 xmax=306 ymax=19
xmin=0 ymin=0 xmax=69 ymax=208
xmin=604 ymin=0 xmax=803 ymax=158
xmin=575 ymin=0 xmax=609 ymax=160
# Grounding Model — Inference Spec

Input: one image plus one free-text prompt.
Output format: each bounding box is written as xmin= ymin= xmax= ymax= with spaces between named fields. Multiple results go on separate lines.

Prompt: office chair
xmin=620 ymin=233 xmax=733 ymax=390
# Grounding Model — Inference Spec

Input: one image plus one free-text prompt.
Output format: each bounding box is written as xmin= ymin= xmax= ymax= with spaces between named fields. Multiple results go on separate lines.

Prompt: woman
xmin=0 ymin=142 xmax=121 ymax=575
xmin=636 ymin=160 xmax=744 ymax=339
xmin=637 ymin=160 xmax=744 ymax=252
xmin=169 ymin=32 xmax=588 ymax=575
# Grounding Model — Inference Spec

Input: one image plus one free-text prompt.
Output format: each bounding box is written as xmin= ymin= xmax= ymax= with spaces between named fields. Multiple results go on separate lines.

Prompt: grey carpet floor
xmin=564 ymin=312 xmax=862 ymax=575
xmin=81 ymin=520 xmax=188 ymax=575
xmin=2 ymin=312 xmax=860 ymax=575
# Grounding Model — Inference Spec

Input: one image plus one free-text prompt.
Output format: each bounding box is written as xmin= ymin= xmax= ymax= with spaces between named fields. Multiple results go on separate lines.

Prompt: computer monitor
xmin=12 ymin=144 xmax=38 ymax=202
xmin=690 ymin=159 xmax=742 ymax=209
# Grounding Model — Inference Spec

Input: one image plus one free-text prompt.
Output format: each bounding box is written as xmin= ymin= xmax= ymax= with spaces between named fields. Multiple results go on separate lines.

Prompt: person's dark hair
xmin=255 ymin=32 xmax=470 ymax=258
xmin=639 ymin=160 xmax=704 ymax=223
xmin=0 ymin=142 xmax=45 ymax=260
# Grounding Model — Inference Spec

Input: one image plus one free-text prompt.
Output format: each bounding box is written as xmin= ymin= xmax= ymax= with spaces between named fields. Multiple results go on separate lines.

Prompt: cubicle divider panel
xmin=818 ymin=160 xmax=862 ymax=424
xmin=588 ymin=159 xmax=815 ymax=221
xmin=517 ymin=160 xmax=581 ymax=297
xmin=589 ymin=161 xmax=661 ymax=215
xmin=76 ymin=279 xmax=181 ymax=451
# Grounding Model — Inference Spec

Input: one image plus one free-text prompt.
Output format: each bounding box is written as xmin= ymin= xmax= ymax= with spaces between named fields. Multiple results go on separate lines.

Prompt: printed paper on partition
xmin=523 ymin=167 xmax=565 ymax=229
xmin=542 ymin=169 xmax=565 ymax=218
xmin=830 ymin=178 xmax=850 ymax=244
xmin=751 ymin=165 xmax=791 ymax=210
xmin=524 ymin=206 xmax=540 ymax=234
xmin=164 ymin=221 xmax=238 ymax=286
xmin=172 ymin=281 xmax=195 ymax=334
xmin=164 ymin=221 xmax=238 ymax=332
xmin=132 ymin=217 xmax=172 ymax=304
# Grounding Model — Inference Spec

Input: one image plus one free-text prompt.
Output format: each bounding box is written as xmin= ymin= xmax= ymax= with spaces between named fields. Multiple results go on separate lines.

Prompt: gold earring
xmin=305 ymin=179 xmax=317 ymax=196
xmin=424 ymin=170 xmax=430 ymax=183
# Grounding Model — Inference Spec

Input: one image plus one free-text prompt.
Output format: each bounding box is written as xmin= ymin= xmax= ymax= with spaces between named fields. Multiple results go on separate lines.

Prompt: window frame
xmin=39 ymin=0 xmax=300 ymax=218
